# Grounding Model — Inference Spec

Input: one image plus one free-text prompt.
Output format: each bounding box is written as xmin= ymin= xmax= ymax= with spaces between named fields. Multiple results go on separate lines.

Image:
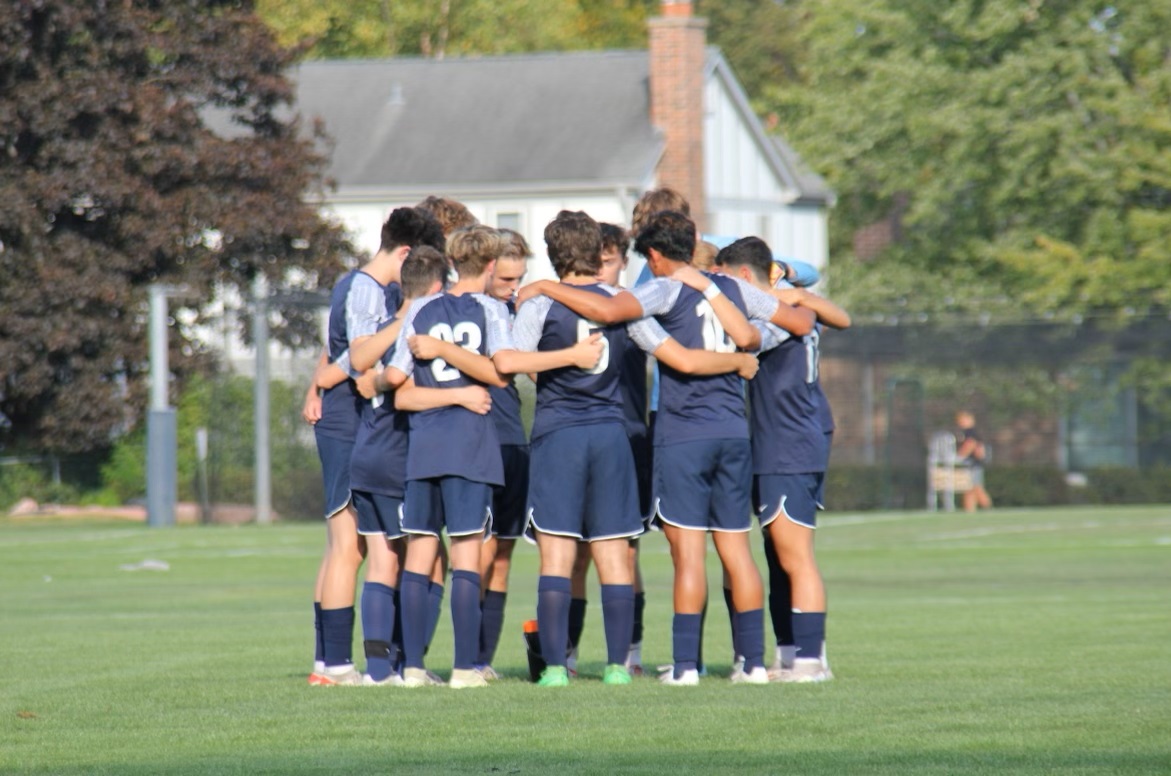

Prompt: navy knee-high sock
xmin=600 ymin=584 xmax=635 ymax=666
xmin=450 ymin=570 xmax=482 ymax=670
xmin=400 ymin=571 xmax=431 ymax=669
xmin=425 ymin=580 xmax=445 ymax=652
xmin=736 ymin=608 xmax=765 ymax=672
xmin=697 ymin=599 xmax=708 ymax=670
xmin=360 ymin=581 xmax=396 ymax=681
xmin=764 ymin=534 xmax=794 ymax=647
xmin=313 ymin=602 xmax=324 ymax=665
xmin=793 ymin=611 xmax=826 ymax=662
xmin=632 ymin=592 xmax=646 ymax=645
xmin=568 ymin=597 xmax=588 ymax=651
xmin=320 ymin=607 xmax=355 ymax=668
xmin=478 ymin=590 xmax=507 ymax=666
xmin=391 ymin=586 xmax=404 ymax=672
xmin=537 ymin=576 xmax=572 ymax=669
xmin=672 ymin=613 xmax=702 ymax=678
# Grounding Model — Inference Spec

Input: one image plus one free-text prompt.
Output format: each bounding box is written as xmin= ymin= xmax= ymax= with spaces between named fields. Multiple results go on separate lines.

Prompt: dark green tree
xmin=0 ymin=1 xmax=351 ymax=454
xmin=763 ymin=1 xmax=1171 ymax=320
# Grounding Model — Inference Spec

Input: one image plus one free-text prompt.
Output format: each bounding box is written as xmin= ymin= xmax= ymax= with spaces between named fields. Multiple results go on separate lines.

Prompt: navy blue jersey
xmin=315 ymin=270 xmax=364 ymax=441
xmin=619 ymin=342 xmax=648 ymax=436
xmin=349 ymin=319 xmax=409 ymax=497
xmin=632 ymin=274 xmax=760 ymax=446
xmin=489 ymin=301 xmax=527 ymax=445
xmin=513 ymin=284 xmax=628 ymax=441
xmin=749 ymin=330 xmax=828 ymax=475
xmin=389 ymin=292 xmax=511 ymax=485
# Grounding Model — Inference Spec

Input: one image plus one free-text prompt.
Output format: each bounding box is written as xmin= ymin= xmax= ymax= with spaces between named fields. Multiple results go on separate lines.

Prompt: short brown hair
xmin=447 ymin=225 xmax=503 ymax=278
xmin=545 ymin=210 xmax=602 ymax=278
xmin=416 ymin=196 xmax=478 ymax=236
xmin=498 ymin=228 xmax=532 ymax=261
xmin=631 ymin=188 xmax=690 ymax=234
xmin=400 ymin=246 xmax=449 ymax=298
xmin=692 ymin=240 xmax=719 ymax=271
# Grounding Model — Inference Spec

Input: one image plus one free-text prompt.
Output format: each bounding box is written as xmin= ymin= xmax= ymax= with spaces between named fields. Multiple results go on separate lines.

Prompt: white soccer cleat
xmin=730 ymin=654 xmax=745 ymax=680
xmin=401 ymin=667 xmax=443 ymax=687
xmin=475 ymin=665 xmax=501 ymax=681
xmin=658 ymin=666 xmax=700 ymax=686
xmin=776 ymin=657 xmax=832 ymax=683
xmin=361 ymin=672 xmax=404 ymax=687
xmin=767 ymin=645 xmax=798 ymax=681
xmin=315 ymin=665 xmax=363 ymax=686
xmin=449 ymin=668 xmax=489 ymax=689
xmin=730 ymin=665 xmax=769 ymax=685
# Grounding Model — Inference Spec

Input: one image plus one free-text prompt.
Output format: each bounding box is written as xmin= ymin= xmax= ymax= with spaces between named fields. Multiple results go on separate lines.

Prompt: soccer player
xmin=714 ymin=236 xmax=850 ymax=683
xmin=565 ymin=223 xmax=652 ymax=676
xmin=375 ymin=226 xmax=600 ymax=688
xmin=316 ymin=248 xmax=488 ymax=686
xmin=475 ymin=228 xmax=532 ymax=678
xmin=512 ymin=210 xmax=759 ymax=687
xmin=518 ymin=210 xmax=810 ymax=685
xmin=305 ymin=206 xmax=444 ymax=686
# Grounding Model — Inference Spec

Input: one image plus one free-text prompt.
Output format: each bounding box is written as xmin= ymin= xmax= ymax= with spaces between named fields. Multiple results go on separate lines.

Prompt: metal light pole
xmin=146 ymin=284 xmax=178 ymax=527
xmin=252 ymin=275 xmax=272 ymax=525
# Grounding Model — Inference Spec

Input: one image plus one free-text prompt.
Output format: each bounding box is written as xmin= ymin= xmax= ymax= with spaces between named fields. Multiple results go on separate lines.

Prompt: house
xmin=294 ymin=0 xmax=832 ymax=282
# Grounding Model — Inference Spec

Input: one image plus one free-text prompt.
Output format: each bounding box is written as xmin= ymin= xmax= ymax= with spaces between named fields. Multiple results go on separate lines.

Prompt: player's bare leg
xmin=770 ymin=516 xmax=830 ymax=682
xmin=712 ymin=530 xmax=767 ymax=684
xmin=316 ymin=504 xmax=366 ymax=685
xmin=591 ymin=537 xmax=636 ymax=685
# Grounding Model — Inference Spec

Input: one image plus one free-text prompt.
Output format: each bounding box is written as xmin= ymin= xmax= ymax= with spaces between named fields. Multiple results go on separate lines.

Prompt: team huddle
xmin=301 ymin=188 xmax=849 ymax=689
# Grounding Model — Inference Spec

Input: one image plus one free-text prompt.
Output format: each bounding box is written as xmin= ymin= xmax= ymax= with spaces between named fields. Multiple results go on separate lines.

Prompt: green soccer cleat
xmin=537 ymin=665 xmax=570 ymax=687
xmin=602 ymin=664 xmax=632 ymax=685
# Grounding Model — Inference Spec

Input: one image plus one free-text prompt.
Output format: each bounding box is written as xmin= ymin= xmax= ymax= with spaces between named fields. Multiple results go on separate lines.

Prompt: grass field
xmin=2 ymin=505 xmax=1169 ymax=775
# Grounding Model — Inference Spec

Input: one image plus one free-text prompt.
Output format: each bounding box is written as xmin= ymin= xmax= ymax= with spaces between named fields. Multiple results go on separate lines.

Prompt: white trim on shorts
xmin=652 ymin=498 xmax=753 ymax=534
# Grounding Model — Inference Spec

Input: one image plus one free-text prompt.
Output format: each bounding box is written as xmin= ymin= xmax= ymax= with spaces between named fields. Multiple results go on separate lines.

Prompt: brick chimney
xmin=648 ymin=0 xmax=707 ymax=230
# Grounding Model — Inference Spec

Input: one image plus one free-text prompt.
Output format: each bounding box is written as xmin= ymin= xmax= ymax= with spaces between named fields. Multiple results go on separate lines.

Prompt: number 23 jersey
xmin=388 ymin=292 xmax=512 ymax=486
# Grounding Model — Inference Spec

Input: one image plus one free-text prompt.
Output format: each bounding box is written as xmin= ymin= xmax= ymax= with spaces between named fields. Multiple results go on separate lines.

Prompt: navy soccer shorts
xmin=754 ymin=473 xmax=823 ymax=530
xmin=491 ymin=444 xmax=530 ymax=540
xmin=352 ymin=489 xmax=406 ymax=539
xmin=314 ymin=430 xmax=353 ymax=519
xmin=652 ymin=438 xmax=752 ymax=532
xmin=403 ymin=476 xmax=492 ymax=538
xmin=527 ymin=424 xmax=643 ymax=542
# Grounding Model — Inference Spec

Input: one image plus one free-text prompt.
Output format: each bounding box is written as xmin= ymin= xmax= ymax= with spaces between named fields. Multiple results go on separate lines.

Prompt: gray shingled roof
xmin=293 ymin=51 xmax=663 ymax=191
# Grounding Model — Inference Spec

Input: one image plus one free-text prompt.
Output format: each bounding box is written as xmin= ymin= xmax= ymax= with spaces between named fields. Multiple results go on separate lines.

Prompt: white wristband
xmin=702 ymin=283 xmax=722 ymax=301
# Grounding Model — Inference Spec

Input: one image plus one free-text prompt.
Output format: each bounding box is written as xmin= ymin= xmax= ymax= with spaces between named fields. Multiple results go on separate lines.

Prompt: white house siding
xmin=701 ymin=71 xmax=827 ymax=273
xmin=328 ymin=191 xmax=630 ymax=285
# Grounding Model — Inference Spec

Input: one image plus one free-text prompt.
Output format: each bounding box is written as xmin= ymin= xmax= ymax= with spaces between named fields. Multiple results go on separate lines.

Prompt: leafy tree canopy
xmin=764 ymin=1 xmax=1171 ymax=321
xmin=256 ymin=0 xmax=658 ymax=59
xmin=0 ymin=0 xmax=352 ymax=454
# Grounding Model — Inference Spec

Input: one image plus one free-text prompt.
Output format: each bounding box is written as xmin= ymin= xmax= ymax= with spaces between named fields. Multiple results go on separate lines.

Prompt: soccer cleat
xmin=625 ymin=642 xmax=643 ymax=676
xmin=537 ymin=665 xmax=570 ymax=687
xmin=776 ymin=657 xmax=832 ymax=683
xmin=730 ymin=665 xmax=769 ymax=685
xmin=449 ymin=668 xmax=489 ymax=689
xmin=402 ymin=667 xmax=443 ymax=688
xmin=315 ymin=666 xmax=363 ymax=686
xmin=657 ymin=666 xmax=700 ymax=686
xmin=603 ymin=664 xmax=632 ymax=685
xmin=474 ymin=665 xmax=501 ymax=681
xmin=768 ymin=644 xmax=798 ymax=681
xmin=361 ymin=672 xmax=404 ymax=687
xmin=730 ymin=655 xmax=745 ymax=680
xmin=307 ymin=672 xmax=327 ymax=686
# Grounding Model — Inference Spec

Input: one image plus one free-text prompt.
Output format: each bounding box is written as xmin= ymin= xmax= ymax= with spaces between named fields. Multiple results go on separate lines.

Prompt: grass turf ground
xmin=1 ymin=505 xmax=1169 ymax=775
